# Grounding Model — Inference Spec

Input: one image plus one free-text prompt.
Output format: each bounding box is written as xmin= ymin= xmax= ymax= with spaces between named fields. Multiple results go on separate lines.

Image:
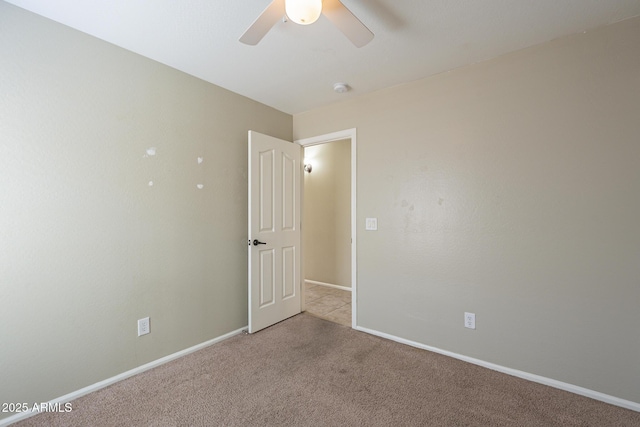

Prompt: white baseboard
xmin=305 ymin=279 xmax=352 ymax=292
xmin=0 ymin=326 xmax=247 ymax=427
xmin=354 ymin=325 xmax=640 ymax=413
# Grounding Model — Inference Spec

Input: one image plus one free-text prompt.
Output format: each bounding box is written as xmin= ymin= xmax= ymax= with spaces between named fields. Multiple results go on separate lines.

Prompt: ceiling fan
xmin=240 ymin=0 xmax=374 ymax=47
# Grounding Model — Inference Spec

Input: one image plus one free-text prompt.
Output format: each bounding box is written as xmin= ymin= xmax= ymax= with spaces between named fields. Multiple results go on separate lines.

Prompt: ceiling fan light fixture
xmin=285 ymin=0 xmax=322 ymax=25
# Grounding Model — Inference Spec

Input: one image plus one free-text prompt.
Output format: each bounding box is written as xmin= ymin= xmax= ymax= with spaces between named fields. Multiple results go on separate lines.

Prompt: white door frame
xmin=295 ymin=128 xmax=357 ymax=328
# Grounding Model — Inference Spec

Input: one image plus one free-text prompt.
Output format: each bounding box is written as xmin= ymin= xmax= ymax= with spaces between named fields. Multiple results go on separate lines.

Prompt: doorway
xmin=296 ymin=129 xmax=357 ymax=328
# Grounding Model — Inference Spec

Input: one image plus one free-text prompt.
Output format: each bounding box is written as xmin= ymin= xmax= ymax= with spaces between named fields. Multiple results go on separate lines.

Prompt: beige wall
xmin=294 ymin=17 xmax=640 ymax=403
xmin=0 ymin=2 xmax=291 ymax=418
xmin=303 ymin=140 xmax=351 ymax=287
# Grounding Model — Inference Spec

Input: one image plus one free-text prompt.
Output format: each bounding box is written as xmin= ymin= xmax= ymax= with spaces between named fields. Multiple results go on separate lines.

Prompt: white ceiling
xmin=5 ymin=0 xmax=640 ymax=114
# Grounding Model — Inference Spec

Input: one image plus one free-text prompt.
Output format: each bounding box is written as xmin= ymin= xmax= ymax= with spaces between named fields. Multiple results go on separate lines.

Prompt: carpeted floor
xmin=14 ymin=313 xmax=640 ymax=426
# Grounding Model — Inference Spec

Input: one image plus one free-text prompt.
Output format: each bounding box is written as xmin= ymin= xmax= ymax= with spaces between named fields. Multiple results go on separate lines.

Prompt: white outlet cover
xmin=365 ymin=218 xmax=378 ymax=230
xmin=464 ymin=312 xmax=476 ymax=330
xmin=138 ymin=317 xmax=150 ymax=336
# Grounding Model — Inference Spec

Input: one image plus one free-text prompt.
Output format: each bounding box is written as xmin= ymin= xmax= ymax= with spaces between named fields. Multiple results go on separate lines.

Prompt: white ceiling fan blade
xmin=239 ymin=0 xmax=286 ymax=45
xmin=322 ymin=0 xmax=374 ymax=47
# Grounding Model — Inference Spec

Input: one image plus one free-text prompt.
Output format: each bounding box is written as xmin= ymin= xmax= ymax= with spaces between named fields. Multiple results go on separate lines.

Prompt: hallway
xmin=304 ymin=282 xmax=351 ymax=327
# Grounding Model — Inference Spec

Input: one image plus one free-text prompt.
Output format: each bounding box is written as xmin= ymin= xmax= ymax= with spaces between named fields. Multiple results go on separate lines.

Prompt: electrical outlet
xmin=138 ymin=317 xmax=150 ymax=336
xmin=464 ymin=312 xmax=476 ymax=330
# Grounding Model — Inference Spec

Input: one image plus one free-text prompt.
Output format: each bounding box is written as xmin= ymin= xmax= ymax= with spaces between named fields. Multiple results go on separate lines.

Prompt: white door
xmin=248 ymin=131 xmax=302 ymax=333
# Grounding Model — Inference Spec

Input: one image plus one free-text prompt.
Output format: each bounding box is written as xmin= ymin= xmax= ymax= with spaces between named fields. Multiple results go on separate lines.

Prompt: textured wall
xmin=303 ymin=140 xmax=351 ymax=287
xmin=0 ymin=2 xmax=291 ymax=418
xmin=294 ymin=17 xmax=640 ymax=403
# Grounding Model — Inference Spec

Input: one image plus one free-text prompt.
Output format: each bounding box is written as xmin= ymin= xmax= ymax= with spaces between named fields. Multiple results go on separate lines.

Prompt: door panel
xmin=259 ymin=248 xmax=275 ymax=307
xmin=259 ymin=149 xmax=275 ymax=232
xmin=248 ymin=131 xmax=301 ymax=333
xmin=282 ymin=246 xmax=296 ymax=299
xmin=282 ymin=152 xmax=296 ymax=231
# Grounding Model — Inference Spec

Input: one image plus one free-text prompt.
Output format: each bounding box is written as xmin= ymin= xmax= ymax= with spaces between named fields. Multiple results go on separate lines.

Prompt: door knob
xmin=252 ymin=239 xmax=266 ymax=246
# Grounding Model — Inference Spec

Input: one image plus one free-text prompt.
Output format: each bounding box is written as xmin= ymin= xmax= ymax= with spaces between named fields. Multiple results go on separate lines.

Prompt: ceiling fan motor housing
xmin=239 ymin=0 xmax=374 ymax=47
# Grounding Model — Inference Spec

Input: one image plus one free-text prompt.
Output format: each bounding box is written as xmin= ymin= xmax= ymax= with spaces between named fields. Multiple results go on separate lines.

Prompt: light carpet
xmin=15 ymin=313 xmax=640 ymax=426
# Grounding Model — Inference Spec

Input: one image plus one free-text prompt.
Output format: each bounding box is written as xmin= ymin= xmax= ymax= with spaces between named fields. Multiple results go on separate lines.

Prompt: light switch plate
xmin=365 ymin=218 xmax=378 ymax=230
